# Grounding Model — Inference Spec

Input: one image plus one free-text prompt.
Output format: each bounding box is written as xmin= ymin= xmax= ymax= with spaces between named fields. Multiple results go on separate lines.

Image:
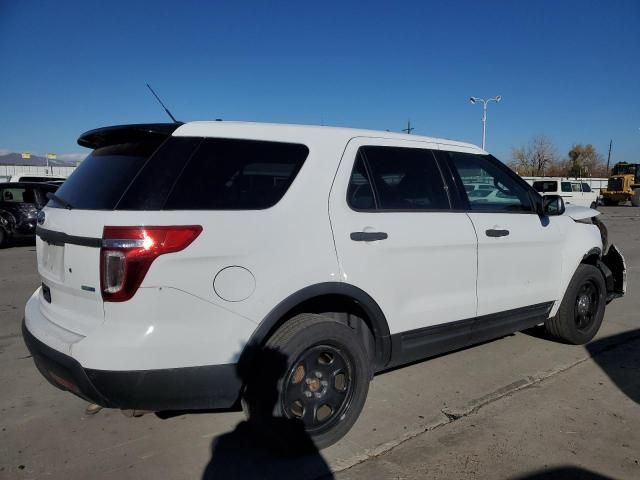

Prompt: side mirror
xmin=540 ymin=195 xmax=565 ymax=216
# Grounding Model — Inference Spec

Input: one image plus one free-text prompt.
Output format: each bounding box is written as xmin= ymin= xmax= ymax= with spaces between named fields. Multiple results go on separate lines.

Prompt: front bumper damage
xmin=598 ymin=244 xmax=627 ymax=303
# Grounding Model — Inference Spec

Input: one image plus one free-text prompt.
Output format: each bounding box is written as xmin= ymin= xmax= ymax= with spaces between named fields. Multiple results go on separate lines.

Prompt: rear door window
xmin=163 ymin=138 xmax=309 ymax=210
xmin=352 ymin=146 xmax=449 ymax=210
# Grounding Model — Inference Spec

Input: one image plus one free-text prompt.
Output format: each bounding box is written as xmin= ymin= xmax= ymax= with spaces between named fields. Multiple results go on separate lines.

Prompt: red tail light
xmin=100 ymin=226 xmax=202 ymax=302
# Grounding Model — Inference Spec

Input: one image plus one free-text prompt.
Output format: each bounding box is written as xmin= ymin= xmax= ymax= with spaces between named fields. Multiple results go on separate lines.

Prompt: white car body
xmin=23 ymin=121 xmax=625 ymax=419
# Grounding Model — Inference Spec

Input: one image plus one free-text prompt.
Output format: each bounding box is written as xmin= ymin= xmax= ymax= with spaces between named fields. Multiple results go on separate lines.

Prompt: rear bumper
xmin=22 ymin=319 xmax=243 ymax=411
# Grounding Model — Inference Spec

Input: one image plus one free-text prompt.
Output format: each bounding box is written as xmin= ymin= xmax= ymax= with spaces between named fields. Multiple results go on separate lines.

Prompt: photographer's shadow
xmin=202 ymin=345 xmax=334 ymax=480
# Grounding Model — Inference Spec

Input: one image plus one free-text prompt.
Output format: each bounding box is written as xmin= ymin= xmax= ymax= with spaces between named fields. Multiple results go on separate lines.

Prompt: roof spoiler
xmin=77 ymin=123 xmax=183 ymax=149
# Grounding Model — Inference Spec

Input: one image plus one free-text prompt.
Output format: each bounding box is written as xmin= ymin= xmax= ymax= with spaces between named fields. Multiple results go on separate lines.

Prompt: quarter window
xmin=164 ymin=138 xmax=308 ymax=210
xmin=582 ymin=183 xmax=592 ymax=193
xmin=561 ymin=182 xmax=572 ymax=192
xmin=448 ymin=152 xmax=534 ymax=213
xmin=349 ymin=146 xmax=449 ymax=210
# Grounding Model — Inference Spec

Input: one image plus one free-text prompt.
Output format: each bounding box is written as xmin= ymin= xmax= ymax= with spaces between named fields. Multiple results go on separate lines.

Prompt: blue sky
xmin=0 ymin=0 xmax=638 ymax=164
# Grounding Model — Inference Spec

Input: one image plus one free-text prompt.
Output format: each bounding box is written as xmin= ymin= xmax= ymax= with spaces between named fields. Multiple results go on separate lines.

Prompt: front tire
xmin=545 ymin=264 xmax=606 ymax=344
xmin=244 ymin=314 xmax=371 ymax=449
xmin=0 ymin=228 xmax=6 ymax=248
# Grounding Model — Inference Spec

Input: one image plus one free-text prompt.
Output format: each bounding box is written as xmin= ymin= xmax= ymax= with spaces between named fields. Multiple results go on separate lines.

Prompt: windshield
xmin=612 ymin=164 xmax=638 ymax=176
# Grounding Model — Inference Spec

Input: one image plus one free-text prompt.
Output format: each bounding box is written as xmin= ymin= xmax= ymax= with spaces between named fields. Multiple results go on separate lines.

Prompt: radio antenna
xmin=146 ymin=83 xmax=179 ymax=123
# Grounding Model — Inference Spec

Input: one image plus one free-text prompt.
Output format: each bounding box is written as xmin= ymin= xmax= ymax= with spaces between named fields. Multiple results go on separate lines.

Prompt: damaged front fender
xmin=598 ymin=244 xmax=627 ymax=303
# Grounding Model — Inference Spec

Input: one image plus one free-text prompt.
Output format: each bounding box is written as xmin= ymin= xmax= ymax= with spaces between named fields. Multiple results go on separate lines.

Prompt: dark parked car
xmin=0 ymin=182 xmax=58 ymax=247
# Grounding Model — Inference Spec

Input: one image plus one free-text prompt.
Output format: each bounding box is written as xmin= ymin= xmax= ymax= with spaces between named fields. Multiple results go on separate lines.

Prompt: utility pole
xmin=402 ymin=120 xmax=414 ymax=134
xmin=606 ymin=139 xmax=612 ymax=174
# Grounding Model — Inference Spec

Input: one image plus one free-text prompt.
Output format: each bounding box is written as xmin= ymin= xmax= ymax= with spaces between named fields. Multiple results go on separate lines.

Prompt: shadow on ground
xmin=586 ymin=328 xmax=640 ymax=406
xmin=202 ymin=345 xmax=333 ymax=480
xmin=511 ymin=466 xmax=614 ymax=479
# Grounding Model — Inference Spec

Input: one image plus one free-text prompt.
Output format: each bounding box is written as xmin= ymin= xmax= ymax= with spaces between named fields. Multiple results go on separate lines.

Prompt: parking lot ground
xmin=1 ymin=206 xmax=639 ymax=479
xmin=337 ymin=328 xmax=640 ymax=480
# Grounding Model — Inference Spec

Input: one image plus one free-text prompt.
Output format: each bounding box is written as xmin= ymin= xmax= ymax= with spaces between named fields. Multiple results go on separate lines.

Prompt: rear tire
xmin=545 ymin=264 xmax=606 ymax=345
xmin=590 ymin=202 xmax=597 ymax=210
xmin=243 ymin=313 xmax=371 ymax=450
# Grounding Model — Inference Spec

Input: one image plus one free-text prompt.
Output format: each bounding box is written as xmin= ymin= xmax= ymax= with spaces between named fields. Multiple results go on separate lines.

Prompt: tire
xmin=0 ymin=228 xmax=6 ymax=248
xmin=545 ymin=264 xmax=606 ymax=345
xmin=242 ymin=313 xmax=371 ymax=450
xmin=590 ymin=202 xmax=597 ymax=210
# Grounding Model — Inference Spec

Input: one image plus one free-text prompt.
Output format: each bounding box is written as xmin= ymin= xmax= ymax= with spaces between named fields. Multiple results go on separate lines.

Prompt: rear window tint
xmin=49 ymin=139 xmax=165 ymax=210
xmin=117 ymin=137 xmax=202 ymax=210
xmin=163 ymin=138 xmax=308 ymax=210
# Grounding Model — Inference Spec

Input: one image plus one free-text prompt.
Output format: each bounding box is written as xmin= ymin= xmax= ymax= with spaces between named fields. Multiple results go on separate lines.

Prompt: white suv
xmin=532 ymin=179 xmax=599 ymax=209
xmin=23 ymin=122 xmax=626 ymax=448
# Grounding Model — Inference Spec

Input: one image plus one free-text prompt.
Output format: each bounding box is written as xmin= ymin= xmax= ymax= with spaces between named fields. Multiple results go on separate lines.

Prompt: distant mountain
xmin=0 ymin=152 xmax=82 ymax=167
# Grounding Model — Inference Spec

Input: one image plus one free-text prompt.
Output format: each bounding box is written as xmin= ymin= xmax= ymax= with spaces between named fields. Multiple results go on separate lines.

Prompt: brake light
xmin=100 ymin=226 xmax=202 ymax=302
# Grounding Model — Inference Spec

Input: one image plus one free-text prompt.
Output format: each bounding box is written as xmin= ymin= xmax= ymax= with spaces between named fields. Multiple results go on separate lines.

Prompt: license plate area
xmin=41 ymin=243 xmax=65 ymax=280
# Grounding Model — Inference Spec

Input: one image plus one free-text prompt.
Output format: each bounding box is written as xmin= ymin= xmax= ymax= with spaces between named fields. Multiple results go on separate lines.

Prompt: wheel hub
xmin=283 ymin=345 xmax=354 ymax=432
xmin=577 ymin=294 xmax=591 ymax=314
xmin=305 ymin=372 xmax=329 ymax=397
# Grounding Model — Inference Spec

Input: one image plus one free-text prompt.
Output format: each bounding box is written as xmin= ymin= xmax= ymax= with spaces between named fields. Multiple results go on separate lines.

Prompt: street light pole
xmin=469 ymin=95 xmax=502 ymax=150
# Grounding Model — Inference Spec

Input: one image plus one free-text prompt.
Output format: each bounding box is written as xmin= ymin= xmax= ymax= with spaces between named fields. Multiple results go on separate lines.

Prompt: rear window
xmin=163 ymin=138 xmax=308 ymax=210
xmin=1 ymin=186 xmax=36 ymax=203
xmin=52 ymin=136 xmax=308 ymax=211
xmin=49 ymin=139 xmax=165 ymax=210
xmin=532 ymin=181 xmax=557 ymax=193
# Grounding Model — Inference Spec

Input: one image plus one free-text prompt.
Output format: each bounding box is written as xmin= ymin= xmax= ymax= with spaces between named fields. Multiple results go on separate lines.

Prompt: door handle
xmin=350 ymin=231 xmax=388 ymax=242
xmin=485 ymin=229 xmax=510 ymax=238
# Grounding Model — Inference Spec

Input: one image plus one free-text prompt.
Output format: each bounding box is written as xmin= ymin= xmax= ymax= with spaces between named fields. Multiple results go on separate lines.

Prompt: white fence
xmin=0 ymin=165 xmax=76 ymax=182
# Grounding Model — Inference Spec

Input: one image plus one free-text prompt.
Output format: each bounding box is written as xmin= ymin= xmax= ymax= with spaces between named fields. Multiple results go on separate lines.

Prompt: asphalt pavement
xmin=0 ymin=206 xmax=638 ymax=479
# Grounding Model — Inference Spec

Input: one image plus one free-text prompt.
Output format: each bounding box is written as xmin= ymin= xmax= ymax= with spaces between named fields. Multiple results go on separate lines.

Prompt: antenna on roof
xmin=146 ymin=83 xmax=179 ymax=123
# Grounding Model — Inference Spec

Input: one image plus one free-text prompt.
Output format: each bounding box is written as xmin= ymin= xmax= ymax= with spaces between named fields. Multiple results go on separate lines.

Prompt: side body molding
xmin=244 ymin=282 xmax=392 ymax=371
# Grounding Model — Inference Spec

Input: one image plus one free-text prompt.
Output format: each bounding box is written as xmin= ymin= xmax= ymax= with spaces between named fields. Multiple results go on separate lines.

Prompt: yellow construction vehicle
xmin=601 ymin=162 xmax=640 ymax=206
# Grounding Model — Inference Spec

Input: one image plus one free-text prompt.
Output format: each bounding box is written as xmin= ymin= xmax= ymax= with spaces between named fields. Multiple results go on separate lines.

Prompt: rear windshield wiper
xmin=46 ymin=192 xmax=73 ymax=210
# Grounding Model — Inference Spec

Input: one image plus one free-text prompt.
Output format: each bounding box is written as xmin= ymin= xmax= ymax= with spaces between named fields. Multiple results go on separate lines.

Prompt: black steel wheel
xmin=245 ymin=313 xmax=371 ymax=450
xmin=546 ymin=264 xmax=606 ymax=344
xmin=282 ymin=344 xmax=356 ymax=436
